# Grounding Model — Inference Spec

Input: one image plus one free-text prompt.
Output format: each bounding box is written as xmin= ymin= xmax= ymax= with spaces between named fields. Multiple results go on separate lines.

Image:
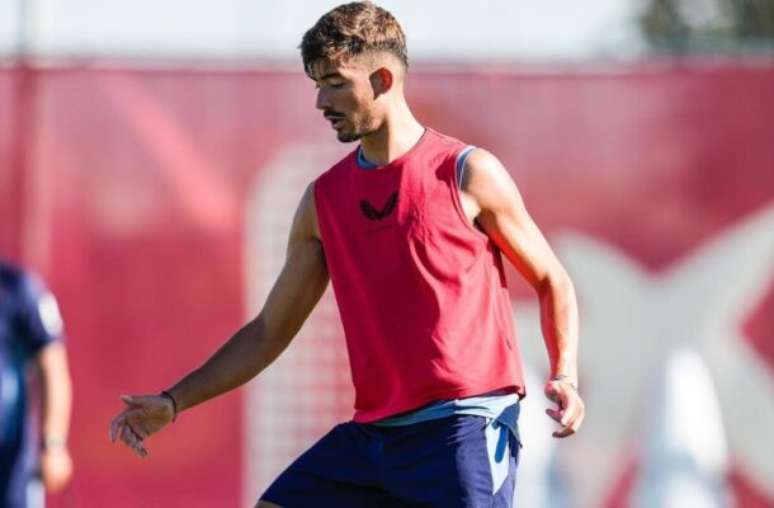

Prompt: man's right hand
xmin=109 ymin=394 xmax=175 ymax=458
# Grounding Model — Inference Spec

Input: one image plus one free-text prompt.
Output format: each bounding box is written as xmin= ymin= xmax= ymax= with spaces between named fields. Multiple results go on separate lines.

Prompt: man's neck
xmin=360 ymin=108 xmax=425 ymax=167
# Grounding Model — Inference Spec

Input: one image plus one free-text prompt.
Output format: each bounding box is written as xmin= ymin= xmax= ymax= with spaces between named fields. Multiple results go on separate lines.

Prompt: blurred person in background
xmin=110 ymin=2 xmax=584 ymax=506
xmin=0 ymin=260 xmax=73 ymax=508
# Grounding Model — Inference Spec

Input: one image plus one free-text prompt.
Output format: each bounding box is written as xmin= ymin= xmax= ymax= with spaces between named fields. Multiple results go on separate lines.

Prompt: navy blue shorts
xmin=260 ymin=414 xmax=520 ymax=508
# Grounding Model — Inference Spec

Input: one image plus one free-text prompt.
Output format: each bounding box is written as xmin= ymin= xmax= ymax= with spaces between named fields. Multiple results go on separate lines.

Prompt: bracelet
xmin=160 ymin=390 xmax=178 ymax=422
xmin=41 ymin=435 xmax=66 ymax=451
xmin=551 ymin=374 xmax=578 ymax=391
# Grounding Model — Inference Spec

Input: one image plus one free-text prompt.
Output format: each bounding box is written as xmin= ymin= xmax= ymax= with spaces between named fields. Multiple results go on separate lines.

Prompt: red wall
xmin=1 ymin=63 xmax=772 ymax=507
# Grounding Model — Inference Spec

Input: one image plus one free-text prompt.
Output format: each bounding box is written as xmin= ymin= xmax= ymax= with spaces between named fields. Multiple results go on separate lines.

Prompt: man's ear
xmin=370 ymin=67 xmax=394 ymax=98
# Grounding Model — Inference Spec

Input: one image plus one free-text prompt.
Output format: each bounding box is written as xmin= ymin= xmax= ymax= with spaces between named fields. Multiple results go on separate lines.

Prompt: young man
xmin=109 ymin=2 xmax=585 ymax=506
xmin=1 ymin=261 xmax=73 ymax=508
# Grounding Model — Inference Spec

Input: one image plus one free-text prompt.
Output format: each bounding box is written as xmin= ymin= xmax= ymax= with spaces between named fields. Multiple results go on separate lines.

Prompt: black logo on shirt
xmin=360 ymin=192 xmax=398 ymax=221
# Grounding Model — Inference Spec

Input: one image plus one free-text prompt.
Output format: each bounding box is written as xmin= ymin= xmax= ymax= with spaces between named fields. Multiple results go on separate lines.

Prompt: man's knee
xmin=255 ymin=501 xmax=282 ymax=508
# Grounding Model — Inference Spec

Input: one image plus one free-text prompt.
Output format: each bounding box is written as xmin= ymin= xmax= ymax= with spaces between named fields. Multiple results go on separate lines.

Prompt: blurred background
xmin=1 ymin=0 xmax=773 ymax=507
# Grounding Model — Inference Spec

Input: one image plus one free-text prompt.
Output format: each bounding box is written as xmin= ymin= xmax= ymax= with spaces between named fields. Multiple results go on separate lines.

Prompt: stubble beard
xmin=336 ymin=115 xmax=377 ymax=143
xmin=337 ymin=130 xmax=362 ymax=143
xmin=336 ymin=117 xmax=364 ymax=143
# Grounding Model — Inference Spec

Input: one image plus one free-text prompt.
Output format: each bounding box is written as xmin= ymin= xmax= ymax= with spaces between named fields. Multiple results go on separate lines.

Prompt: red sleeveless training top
xmin=315 ymin=128 xmax=525 ymax=423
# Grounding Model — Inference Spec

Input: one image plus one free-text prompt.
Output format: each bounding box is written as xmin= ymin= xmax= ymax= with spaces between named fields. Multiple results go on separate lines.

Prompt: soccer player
xmin=109 ymin=2 xmax=585 ymax=506
xmin=1 ymin=261 xmax=73 ymax=508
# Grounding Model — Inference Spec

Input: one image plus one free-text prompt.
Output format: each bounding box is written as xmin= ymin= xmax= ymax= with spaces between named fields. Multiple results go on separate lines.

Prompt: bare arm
xmin=110 ymin=183 xmax=329 ymax=455
xmin=36 ymin=341 xmax=74 ymax=491
xmin=460 ymin=148 xmax=584 ymax=438
xmin=165 ymin=183 xmax=329 ymax=412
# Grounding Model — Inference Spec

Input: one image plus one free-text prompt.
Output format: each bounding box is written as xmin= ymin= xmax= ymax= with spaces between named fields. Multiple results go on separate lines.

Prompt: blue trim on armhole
xmin=455 ymin=145 xmax=476 ymax=189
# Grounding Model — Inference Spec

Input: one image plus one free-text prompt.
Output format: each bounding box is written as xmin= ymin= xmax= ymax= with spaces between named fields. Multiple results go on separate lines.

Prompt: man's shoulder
xmin=0 ymin=263 xmax=47 ymax=304
xmin=425 ymin=127 xmax=468 ymax=153
xmin=0 ymin=262 xmax=25 ymax=292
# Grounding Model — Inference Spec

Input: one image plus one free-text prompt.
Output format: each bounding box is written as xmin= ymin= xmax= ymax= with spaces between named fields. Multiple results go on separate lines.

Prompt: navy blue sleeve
xmin=16 ymin=272 xmax=64 ymax=358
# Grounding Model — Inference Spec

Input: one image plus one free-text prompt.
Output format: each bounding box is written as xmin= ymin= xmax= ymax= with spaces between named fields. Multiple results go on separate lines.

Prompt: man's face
xmin=310 ymin=58 xmax=382 ymax=143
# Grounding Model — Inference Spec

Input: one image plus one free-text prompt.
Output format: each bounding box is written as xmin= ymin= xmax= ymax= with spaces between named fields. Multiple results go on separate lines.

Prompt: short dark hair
xmin=300 ymin=1 xmax=408 ymax=76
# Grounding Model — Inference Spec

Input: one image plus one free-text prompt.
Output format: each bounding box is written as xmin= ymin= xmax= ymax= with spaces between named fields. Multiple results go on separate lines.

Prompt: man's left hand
xmin=40 ymin=446 xmax=73 ymax=493
xmin=544 ymin=377 xmax=585 ymax=438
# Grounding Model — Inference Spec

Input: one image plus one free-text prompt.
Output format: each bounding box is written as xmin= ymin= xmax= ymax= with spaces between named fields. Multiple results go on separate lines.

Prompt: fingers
xmin=120 ymin=424 xmax=148 ymax=458
xmin=545 ymin=382 xmax=585 ymax=439
xmin=109 ymin=419 xmax=119 ymax=443
xmin=121 ymin=394 xmax=146 ymax=408
xmin=110 ymin=395 xmax=140 ymax=442
xmin=133 ymin=424 xmax=150 ymax=440
xmin=110 ymin=398 xmax=150 ymax=457
xmin=110 ymin=408 xmax=142 ymax=442
xmin=109 ymin=412 xmax=128 ymax=443
xmin=551 ymin=394 xmax=585 ymax=438
xmin=121 ymin=394 xmax=157 ymax=410
xmin=115 ymin=417 xmax=149 ymax=457
xmin=545 ymin=407 xmax=562 ymax=423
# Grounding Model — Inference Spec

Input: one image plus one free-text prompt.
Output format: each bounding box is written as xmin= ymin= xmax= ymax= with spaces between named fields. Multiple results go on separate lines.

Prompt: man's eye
xmin=315 ymin=81 xmax=344 ymax=90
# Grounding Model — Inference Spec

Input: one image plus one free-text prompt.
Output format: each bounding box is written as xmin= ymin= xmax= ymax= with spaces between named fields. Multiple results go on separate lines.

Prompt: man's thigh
xmin=383 ymin=415 xmax=520 ymax=508
xmin=258 ymin=416 xmax=521 ymax=508
xmin=259 ymin=422 xmax=392 ymax=508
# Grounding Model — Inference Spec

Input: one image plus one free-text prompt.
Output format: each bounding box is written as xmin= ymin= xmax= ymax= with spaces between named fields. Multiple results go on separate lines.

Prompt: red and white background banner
xmin=0 ymin=63 xmax=772 ymax=507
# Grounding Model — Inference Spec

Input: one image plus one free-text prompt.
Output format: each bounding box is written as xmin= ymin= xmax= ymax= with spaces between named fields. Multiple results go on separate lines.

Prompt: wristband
xmin=160 ymin=390 xmax=178 ymax=422
xmin=551 ymin=374 xmax=578 ymax=391
xmin=41 ymin=435 xmax=66 ymax=451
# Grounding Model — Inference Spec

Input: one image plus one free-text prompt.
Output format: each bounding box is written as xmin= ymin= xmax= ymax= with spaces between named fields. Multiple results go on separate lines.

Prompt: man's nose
xmin=316 ymin=88 xmax=330 ymax=111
